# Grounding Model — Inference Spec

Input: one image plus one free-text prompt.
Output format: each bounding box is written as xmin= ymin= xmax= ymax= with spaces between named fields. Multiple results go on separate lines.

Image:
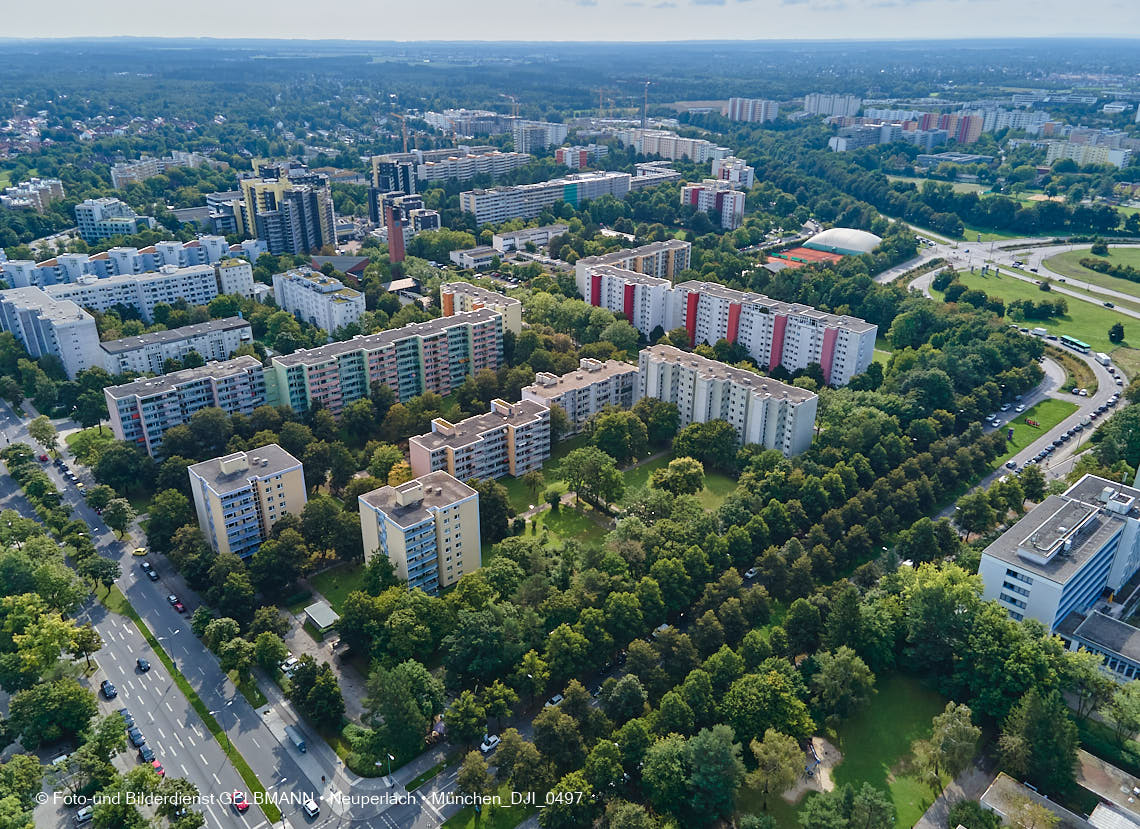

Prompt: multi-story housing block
xmin=576 ymin=265 xmax=673 ymax=337
xmin=575 ymin=239 xmax=691 ymax=283
xmin=440 ymin=282 xmax=522 ymax=334
xmin=105 ymin=356 xmax=268 ymax=456
xmin=408 ymin=399 xmax=550 ymax=482
xmin=1045 ymin=142 xmax=1132 ymax=169
xmin=44 ymin=264 xmax=222 ymax=324
xmin=555 ymin=144 xmax=609 ymax=169
xmin=459 ymin=172 xmax=631 ymax=225
xmin=269 ymin=309 xmax=503 ymax=416
xmin=615 ymin=129 xmax=731 ymax=163
xmin=637 ymin=345 xmax=818 ymax=456
xmin=371 ymin=146 xmax=532 ymax=196
xmin=727 ymin=98 xmax=779 ymax=123
xmin=239 ymin=164 xmax=336 ymax=255
xmin=188 ymin=444 xmax=307 ymax=559
xmin=803 ymin=93 xmax=862 ymax=117
xmin=631 ymin=161 xmax=682 ymax=190
xmin=521 ymin=358 xmax=638 ymax=434
xmin=0 ymin=287 xmax=101 ymax=378
xmin=491 ymin=223 xmax=569 ymax=252
xmin=711 ymin=156 xmax=756 ymax=189
xmin=111 ymin=151 xmax=207 ymax=189
xmin=75 ymin=198 xmax=156 ymax=242
xmin=511 ymin=120 xmax=569 ymax=154
xmin=681 ymin=180 xmax=746 ymax=230
xmin=100 ymin=317 xmax=253 ymax=376
xmin=272 ymin=268 xmax=365 ymax=334
xmin=1 ymin=177 xmax=64 ymax=212
xmin=359 ymin=472 xmax=481 ymax=595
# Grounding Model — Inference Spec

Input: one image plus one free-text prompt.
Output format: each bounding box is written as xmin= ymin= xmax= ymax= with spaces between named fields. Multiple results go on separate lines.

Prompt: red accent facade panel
xmin=726 ymin=302 xmax=741 ymax=344
xmin=770 ymin=314 xmax=787 ymax=369
xmin=820 ymin=326 xmax=838 ymax=386
xmin=685 ymin=292 xmax=699 ymax=347
xmin=623 ymin=284 xmax=635 ymax=321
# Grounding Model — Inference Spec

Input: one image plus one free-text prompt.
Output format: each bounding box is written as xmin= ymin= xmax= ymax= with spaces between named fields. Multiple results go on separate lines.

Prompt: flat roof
xmin=454 ymin=246 xmax=499 ymax=257
xmin=304 ymin=600 xmax=340 ymax=630
xmin=522 ymin=359 xmax=637 ymax=399
xmin=104 ymin=355 xmax=263 ymax=400
xmin=1073 ymin=612 xmax=1140 ymax=663
xmin=441 ymin=282 xmax=520 ymax=305
xmin=187 ymin=443 xmax=301 ymax=494
xmin=100 ymin=316 xmax=250 ymax=354
xmin=359 ymin=471 xmax=477 ymax=529
xmin=674 ymin=280 xmax=876 ymax=333
xmin=577 ymin=238 xmax=689 ymax=268
xmin=981 ymin=773 xmax=1090 ymax=828
xmin=0 ymin=286 xmax=92 ymax=323
xmin=410 ymin=399 xmax=548 ymax=453
xmin=1078 ymin=750 xmax=1140 ymax=826
xmin=642 ymin=344 xmax=818 ymax=404
xmin=586 ymin=264 xmax=671 ymax=287
xmin=272 ymin=308 xmax=500 ymax=368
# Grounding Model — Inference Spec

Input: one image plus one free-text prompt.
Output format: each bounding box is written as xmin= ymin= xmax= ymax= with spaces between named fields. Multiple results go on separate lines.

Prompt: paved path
xmin=913 ymin=761 xmax=996 ymax=829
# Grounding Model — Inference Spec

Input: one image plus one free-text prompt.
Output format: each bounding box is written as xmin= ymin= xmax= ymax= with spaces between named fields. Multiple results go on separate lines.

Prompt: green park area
xmin=931 ymin=269 xmax=1133 ymax=353
xmin=885 ymin=175 xmax=989 ymax=195
xmin=995 ymin=398 xmax=1081 ymax=464
xmin=441 ymin=781 xmax=533 ymax=828
xmin=65 ymin=426 xmax=114 ymax=465
xmin=308 ymin=561 xmax=367 ymax=613
xmin=1044 ymin=247 xmax=1140 ymax=302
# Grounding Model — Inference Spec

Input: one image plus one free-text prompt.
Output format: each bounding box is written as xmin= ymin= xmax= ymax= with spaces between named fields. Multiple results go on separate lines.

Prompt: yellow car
xmin=131 ymin=547 xmax=148 ymax=557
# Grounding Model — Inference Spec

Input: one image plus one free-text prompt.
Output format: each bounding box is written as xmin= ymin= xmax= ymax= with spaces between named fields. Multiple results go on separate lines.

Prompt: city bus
xmin=1060 ymin=335 xmax=1090 ymax=354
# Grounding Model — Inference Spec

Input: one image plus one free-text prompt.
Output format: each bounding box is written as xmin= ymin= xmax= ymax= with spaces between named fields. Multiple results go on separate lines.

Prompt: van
xmin=285 ymin=725 xmax=307 ymax=753
xmin=74 ymin=806 xmax=93 ymax=825
xmin=302 ymin=797 xmax=320 ymax=818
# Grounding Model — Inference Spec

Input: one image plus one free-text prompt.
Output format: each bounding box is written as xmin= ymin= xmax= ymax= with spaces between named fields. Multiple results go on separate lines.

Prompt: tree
xmin=1102 ymin=680 xmax=1140 ymax=745
xmin=784 ymin=598 xmax=822 ymax=655
xmin=956 ymin=489 xmax=996 ymax=540
xmin=481 ymin=680 xmax=518 ymax=732
xmin=145 ymin=489 xmax=193 ymax=554
xmin=560 ymin=445 xmax=624 ymax=506
xmin=8 ymin=678 xmax=97 ymax=747
xmin=999 ymin=689 xmax=1078 ymax=793
xmin=387 ymin=460 xmax=413 ymax=486
xmin=811 ymin=647 xmax=876 ymax=724
xmin=721 ymin=670 xmax=814 ymax=746
xmin=650 ymin=456 xmax=705 ymax=496
xmin=253 ymin=631 xmax=289 ymax=671
xmin=248 ymin=528 xmax=307 ymax=597
xmin=749 ymin=728 xmax=802 ymax=809
xmin=601 ymin=674 xmax=649 ymax=724
xmin=218 ymin=637 xmax=255 ymax=676
xmin=69 ymin=623 xmax=103 ymax=670
xmin=1019 ymin=463 xmax=1047 ymax=503
xmin=1110 ymin=322 xmax=1125 ymax=344
xmin=799 ymin=782 xmax=893 ymax=829
xmin=445 ymin=690 xmax=487 ymax=748
xmin=603 ymin=801 xmax=658 ymax=829
xmin=913 ymin=701 xmax=980 ymax=793
xmin=584 ymin=739 xmax=625 ymax=792
xmin=471 ymin=478 xmax=513 ymax=544
xmin=538 ymin=771 xmax=597 ymax=829
xmin=641 ymin=734 xmax=690 ymax=818
xmin=93 ymin=442 xmax=151 ymax=496
xmin=687 ymin=724 xmax=746 ymax=823
xmin=457 ymin=750 xmax=494 ymax=800
xmin=533 ymin=707 xmax=586 ymax=773
xmin=1008 ymin=796 xmax=1060 ymax=829
xmin=1064 ymin=648 xmax=1116 ymax=721
xmin=100 ymin=498 xmax=135 ymax=539
xmin=368 ymin=443 xmax=405 ymax=481
xmin=947 ymin=800 xmax=1000 ymax=829
xmin=84 ymin=484 xmax=117 ymax=512
xmin=27 ymin=415 xmax=57 ymax=455
xmin=74 ymin=390 xmax=109 ymax=432
xmin=79 ymin=555 xmax=121 ymax=595
xmin=672 ymin=420 xmax=738 ymax=472
xmin=633 ymin=397 xmax=680 ymax=446
xmin=590 ymin=409 xmax=648 ymax=466
xmin=523 ymin=469 xmax=545 ymax=501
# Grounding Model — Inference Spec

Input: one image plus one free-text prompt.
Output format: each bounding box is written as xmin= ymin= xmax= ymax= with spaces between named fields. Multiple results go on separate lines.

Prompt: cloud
xmin=574 ymin=0 xmax=598 ymax=5
xmin=624 ymin=1 xmax=645 ymax=5
xmin=692 ymin=0 xmax=726 ymax=4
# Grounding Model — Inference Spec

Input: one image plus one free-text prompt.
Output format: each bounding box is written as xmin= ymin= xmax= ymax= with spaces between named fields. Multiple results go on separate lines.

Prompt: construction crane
xmin=500 ymin=93 xmax=520 ymax=119
xmin=390 ymin=113 xmax=409 ymax=153
xmin=642 ymin=80 xmax=652 ymax=129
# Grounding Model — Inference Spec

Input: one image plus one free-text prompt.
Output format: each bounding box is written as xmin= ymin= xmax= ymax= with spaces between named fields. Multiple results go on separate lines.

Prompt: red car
xmin=37 ymin=454 xmax=48 ymax=462
xmin=166 ymin=595 xmax=185 ymax=613
xmin=151 ymin=760 xmax=164 ymax=777
xmin=231 ymin=791 xmax=249 ymax=813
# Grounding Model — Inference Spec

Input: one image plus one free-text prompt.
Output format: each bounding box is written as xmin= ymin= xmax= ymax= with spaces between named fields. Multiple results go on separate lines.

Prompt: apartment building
xmin=669 ymin=280 xmax=877 ymax=387
xmin=408 ymin=399 xmax=550 ymax=482
xmin=75 ymin=198 xmax=156 ymax=242
xmin=188 ymin=444 xmax=307 ymax=559
xmin=43 ymin=264 xmax=222 ymax=324
xmin=491 ymin=223 xmax=569 ymax=253
xmin=269 ymin=309 xmax=503 ymax=415
xmin=512 ymin=120 xmax=569 ymax=154
xmin=105 ymin=356 xmax=269 ymax=456
xmin=711 ymin=156 xmax=756 ymax=189
xmin=422 ymin=109 xmax=513 ymax=137
xmin=1045 ymin=141 xmax=1132 ymax=169
xmin=631 ymin=161 xmax=682 ymax=190
xmin=615 ymin=129 xmax=731 ymax=163
xmin=638 ymin=345 xmax=818 ymax=457
xmin=574 ymin=239 xmax=692 ymax=283
xmin=448 ymin=247 xmax=500 ymax=270
xmin=371 ymin=146 xmax=532 ymax=195
xmin=521 ymin=358 xmax=638 ymax=434
xmin=0 ymin=287 xmax=101 ymax=378
xmin=359 ymin=471 xmax=481 ymax=595
xmin=680 ymin=179 xmax=746 ymax=230
xmin=111 ymin=151 xmax=207 ymax=189
xmin=459 ymin=172 xmax=631 ymax=225
xmin=555 ymin=144 xmax=609 ymax=169
xmin=272 ymin=268 xmax=365 ymax=334
xmin=1 ymin=177 xmax=64 ymax=212
xmin=440 ymin=282 xmax=522 ymax=334
xmin=239 ymin=165 xmax=336 ymax=255
xmin=726 ymin=98 xmax=779 ymax=123
xmin=100 ymin=316 xmax=253 ymax=376
xmin=576 ymin=265 xmax=673 ymax=337
xmin=803 ymin=93 xmax=862 ymax=117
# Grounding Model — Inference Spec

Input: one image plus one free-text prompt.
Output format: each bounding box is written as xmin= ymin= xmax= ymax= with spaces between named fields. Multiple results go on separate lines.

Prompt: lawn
xmin=930 ymin=269 xmax=1134 ymax=353
xmin=995 ymin=397 xmax=1080 ymax=464
xmin=886 ymin=175 xmax=990 ymax=195
xmin=872 ymin=349 xmax=891 ymax=367
xmin=65 ymin=426 xmax=115 ymax=465
xmin=619 ymin=454 xmax=735 ymax=511
xmin=1046 ymin=345 xmax=1098 ymax=396
xmin=309 ymin=561 xmax=366 ymax=614
xmin=1110 ymin=346 xmax=1140 ymax=381
xmin=501 ymin=433 xmax=590 ymax=513
xmin=1044 ymin=247 xmax=1140 ymax=302
xmin=531 ymin=501 xmax=611 ymax=551
xmin=441 ymin=781 xmax=534 ymax=828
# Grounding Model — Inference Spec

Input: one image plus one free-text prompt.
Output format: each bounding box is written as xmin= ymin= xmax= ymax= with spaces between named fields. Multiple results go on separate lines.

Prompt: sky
xmin=3 ymin=0 xmax=1138 ymax=41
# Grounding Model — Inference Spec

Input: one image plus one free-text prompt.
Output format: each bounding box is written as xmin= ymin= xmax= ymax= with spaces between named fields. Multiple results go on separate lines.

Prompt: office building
xmin=239 ymin=164 xmax=336 ymax=255
xmin=100 ymin=317 xmax=253 ymax=376
xmin=727 ymin=98 xmax=779 ymax=123
xmin=43 ymin=264 xmax=224 ymax=324
xmin=615 ymin=129 xmax=731 ymax=163
xmin=1 ymin=178 xmax=64 ymax=213
xmin=188 ymin=444 xmax=307 ymax=559
xmin=574 ymin=239 xmax=692 ymax=283
xmin=359 ymin=471 xmax=481 ymax=595
xmin=681 ymin=179 xmax=746 ymax=230
xmin=440 ymin=282 xmax=522 ymax=334
xmin=555 ymin=144 xmax=609 ymax=169
xmin=0 ymin=287 xmax=101 ymax=378
xmin=408 ymin=398 xmax=550 ymax=482
xmin=1045 ymin=141 xmax=1132 ymax=169
xmin=522 ymin=358 xmax=638 ymax=434
xmin=803 ymin=93 xmax=862 ymax=117
xmin=711 ymin=156 xmax=755 ymax=189
xmin=459 ymin=171 xmax=631 ymax=225
xmin=75 ymin=198 xmax=156 ymax=242
xmin=272 ymin=268 xmax=366 ymax=334
xmin=512 ymin=120 xmax=569 ymax=154
xmin=111 ymin=151 xmax=207 ymax=189
xmin=448 ymin=246 xmax=500 ymax=270
xmin=492 ymin=224 xmax=569 ymax=253
xmin=269 ymin=309 xmax=503 ymax=415
xmin=638 ymin=345 xmax=818 ymax=456
xmin=105 ymin=356 xmax=269 ymax=456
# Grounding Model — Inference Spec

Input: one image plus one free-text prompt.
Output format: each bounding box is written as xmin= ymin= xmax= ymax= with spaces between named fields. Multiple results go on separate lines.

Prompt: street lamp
xmin=210 ymin=699 xmax=236 ymax=766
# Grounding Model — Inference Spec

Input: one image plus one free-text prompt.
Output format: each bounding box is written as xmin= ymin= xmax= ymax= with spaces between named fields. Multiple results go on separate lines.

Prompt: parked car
xmin=118 ymin=708 xmax=134 ymax=728
xmin=74 ymin=806 xmax=93 ymax=825
xmin=140 ymin=561 xmax=159 ymax=582
xmin=1005 ymin=460 xmax=1017 ymax=469
xmin=167 ymin=595 xmax=185 ymax=613
xmin=280 ymin=656 xmax=300 ymax=676
xmin=743 ymin=567 xmax=760 ymax=580
xmin=151 ymin=760 xmax=164 ymax=777
xmin=1015 ymin=404 xmax=1025 ymax=413
xmin=138 ymin=745 xmax=155 ymax=763
xmin=302 ymin=798 xmax=320 ymax=819
xmin=128 ymin=728 xmax=145 ymax=748
xmin=100 ymin=680 xmax=117 ymax=700
xmin=1105 ymin=301 xmax=1115 ymax=308
xmin=132 ymin=547 xmax=147 ymax=557
xmin=544 ymin=694 xmax=564 ymax=709
xmin=37 ymin=454 xmax=48 ymax=462
xmin=480 ymin=734 xmax=501 ymax=754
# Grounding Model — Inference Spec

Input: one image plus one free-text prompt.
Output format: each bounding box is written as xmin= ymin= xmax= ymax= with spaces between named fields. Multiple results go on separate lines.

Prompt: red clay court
xmin=772 ymin=247 xmax=846 ymax=268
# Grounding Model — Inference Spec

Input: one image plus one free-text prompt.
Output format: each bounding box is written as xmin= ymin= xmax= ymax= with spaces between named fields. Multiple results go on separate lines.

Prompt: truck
xmin=1095 ymin=352 xmax=1112 ymax=366
xmin=284 ymin=725 xmax=307 ymax=753
xmin=1032 ymin=327 xmax=1048 ymax=337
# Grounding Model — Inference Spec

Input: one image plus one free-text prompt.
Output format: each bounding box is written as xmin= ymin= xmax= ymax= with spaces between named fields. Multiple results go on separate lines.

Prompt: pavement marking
xmin=212 ymin=772 xmax=221 ymax=785
xmin=421 ymin=794 xmax=445 ymax=820
xmin=167 ymin=747 xmax=177 ymax=759
xmin=165 ymin=701 xmax=173 ymax=713
xmin=250 ymin=736 xmax=259 ymax=748
xmin=205 ymin=804 xmax=220 ymax=826
xmin=180 ymin=763 xmax=189 ymax=776
xmin=200 ymin=754 xmax=208 ymax=766
xmin=186 ymin=734 xmax=195 ymax=746
xmin=249 ymin=823 xmax=266 ymax=829
xmin=157 ymin=728 xmax=166 ymax=740
xmin=174 ymin=733 xmax=184 ymax=748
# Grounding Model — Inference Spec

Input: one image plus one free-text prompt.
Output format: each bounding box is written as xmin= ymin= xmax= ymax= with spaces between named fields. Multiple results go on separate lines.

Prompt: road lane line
xmin=250 ymin=737 xmax=259 ymax=748
xmin=212 ymin=772 xmax=221 ymax=785
xmin=174 ymin=733 xmax=184 ymax=748
xmin=200 ymin=754 xmax=208 ymax=766
xmin=180 ymin=763 xmax=188 ymax=776
xmin=205 ymin=804 xmax=220 ymax=826
xmin=165 ymin=701 xmax=173 ymax=712
xmin=157 ymin=728 xmax=166 ymax=740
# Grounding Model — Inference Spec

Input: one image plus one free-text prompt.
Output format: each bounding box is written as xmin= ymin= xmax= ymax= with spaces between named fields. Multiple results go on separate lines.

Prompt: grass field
xmin=995 ymin=398 xmax=1080 ymax=464
xmin=1046 ymin=346 xmax=1098 ymax=396
xmin=65 ymin=426 xmax=115 ymax=465
xmin=531 ymin=501 xmax=611 ymax=550
xmin=1110 ymin=346 xmax=1140 ymax=381
xmin=1043 ymin=247 xmax=1140 ymax=301
xmin=441 ymin=781 xmax=534 ymax=828
xmin=931 ymin=269 xmax=1133 ymax=353
xmin=887 ymin=175 xmax=990 ymax=194
xmin=873 ymin=349 xmax=891 ymax=367
xmin=309 ymin=561 xmax=366 ymax=613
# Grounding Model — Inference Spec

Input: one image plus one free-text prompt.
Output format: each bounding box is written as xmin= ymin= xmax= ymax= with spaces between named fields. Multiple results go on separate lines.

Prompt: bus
xmin=1060 ymin=335 xmax=1091 ymax=354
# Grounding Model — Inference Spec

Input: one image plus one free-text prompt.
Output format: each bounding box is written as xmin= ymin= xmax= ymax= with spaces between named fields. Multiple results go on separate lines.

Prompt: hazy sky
xmin=4 ymin=0 xmax=1138 ymax=40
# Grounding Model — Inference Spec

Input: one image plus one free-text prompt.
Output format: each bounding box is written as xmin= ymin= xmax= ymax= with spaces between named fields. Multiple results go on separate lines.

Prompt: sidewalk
xmin=913 ymin=760 xmax=996 ymax=829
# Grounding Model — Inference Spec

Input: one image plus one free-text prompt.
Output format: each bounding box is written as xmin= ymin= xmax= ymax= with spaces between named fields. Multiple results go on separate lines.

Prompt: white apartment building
xmin=272 ymin=268 xmax=366 ymax=334
xmin=711 ymin=156 xmax=756 ymax=189
xmin=555 ymin=145 xmax=609 ymax=169
xmin=408 ymin=399 xmax=551 ymax=482
xmin=574 ymin=239 xmax=692 ymax=282
xmin=214 ymin=259 xmax=256 ymax=297
xmin=74 ymin=197 xmax=156 ymax=242
xmin=1045 ymin=141 xmax=1132 ymax=169
xmin=111 ymin=151 xmax=206 ymax=189
xmin=0 ymin=287 xmax=101 ymax=378
xmin=577 ymin=265 xmax=674 ymax=337
xmin=1 ymin=178 xmax=64 ymax=213
xmin=512 ymin=120 xmax=570 ymax=154
xmin=631 ymin=161 xmax=682 ymax=190
xmin=727 ymin=98 xmax=779 ymax=123
xmin=44 ymin=264 xmax=222 ymax=324
xmin=681 ymin=180 xmax=746 ymax=230
xmin=615 ymin=129 xmax=731 ymax=163
xmin=491 ymin=224 xmax=569 ymax=252
xmin=371 ymin=147 xmax=532 ymax=192
xmin=638 ymin=345 xmax=818 ymax=456
xmin=803 ymin=93 xmax=862 ymax=117
xmin=522 ymin=358 xmax=638 ymax=434
xmin=459 ymin=172 xmax=631 ymax=225
xmin=440 ymin=282 xmax=523 ymax=334
xmin=100 ymin=316 xmax=253 ymax=376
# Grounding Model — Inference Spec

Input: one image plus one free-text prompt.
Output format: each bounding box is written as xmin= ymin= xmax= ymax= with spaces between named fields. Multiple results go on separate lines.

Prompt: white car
xmin=280 ymin=656 xmax=300 ymax=676
xmin=480 ymin=734 xmax=501 ymax=754
xmin=743 ymin=567 xmax=760 ymax=580
xmin=302 ymin=797 xmax=319 ymax=818
xmin=1000 ymin=403 xmax=1010 ymax=411
xmin=1079 ymin=389 xmax=1089 ymax=397
xmin=1014 ymin=405 xmax=1025 ymax=413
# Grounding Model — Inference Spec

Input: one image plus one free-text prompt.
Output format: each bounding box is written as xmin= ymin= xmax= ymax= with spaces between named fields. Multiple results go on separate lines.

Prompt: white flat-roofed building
xmin=440 ymin=282 xmax=522 ymax=334
xmin=459 ymin=172 xmax=631 ymax=225
xmin=74 ymin=197 xmax=155 ymax=242
xmin=512 ymin=120 xmax=569 ymax=154
xmin=104 ymin=356 xmax=268 ymax=457
xmin=111 ymin=151 xmax=207 ymax=189
xmin=100 ymin=316 xmax=253 ymax=376
xmin=272 ymin=268 xmax=365 ymax=334
xmin=555 ymin=145 xmax=609 ymax=169
xmin=711 ymin=156 xmax=755 ymax=189
xmin=615 ymin=129 xmax=730 ymax=163
xmin=681 ymin=179 xmax=746 ymax=230
xmin=408 ymin=399 xmax=550 ymax=482
xmin=575 ymin=239 xmax=691 ymax=282
xmin=448 ymin=247 xmax=500 ymax=270
xmin=727 ymin=98 xmax=779 ymax=123
xmin=214 ymin=259 xmax=256 ymax=298
xmin=1 ymin=177 xmax=64 ymax=213
xmin=188 ymin=444 xmax=306 ymax=559
xmin=359 ymin=471 xmax=481 ymax=595
xmin=576 ymin=265 xmax=673 ymax=338
xmin=521 ymin=358 xmax=638 ymax=434
xmin=0 ymin=286 xmax=101 ymax=378
xmin=44 ymin=264 xmax=221 ymax=324
xmin=803 ymin=93 xmax=862 ymax=117
xmin=631 ymin=161 xmax=682 ymax=190
xmin=637 ymin=344 xmax=818 ymax=456
xmin=492 ymin=224 xmax=569 ymax=253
